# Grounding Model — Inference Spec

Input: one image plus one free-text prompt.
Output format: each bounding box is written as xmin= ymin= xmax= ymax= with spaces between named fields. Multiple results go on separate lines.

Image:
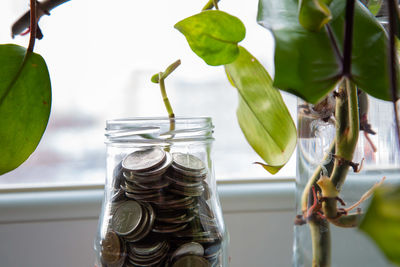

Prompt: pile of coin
xmin=100 ymin=147 xmax=223 ymax=267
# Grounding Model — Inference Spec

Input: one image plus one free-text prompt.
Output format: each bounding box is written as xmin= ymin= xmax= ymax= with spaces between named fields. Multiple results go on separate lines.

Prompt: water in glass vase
xmin=294 ymin=97 xmax=400 ymax=267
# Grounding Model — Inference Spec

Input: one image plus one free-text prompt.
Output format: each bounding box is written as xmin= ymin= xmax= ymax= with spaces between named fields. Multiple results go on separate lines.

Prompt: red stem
xmin=27 ymin=0 xmax=37 ymax=52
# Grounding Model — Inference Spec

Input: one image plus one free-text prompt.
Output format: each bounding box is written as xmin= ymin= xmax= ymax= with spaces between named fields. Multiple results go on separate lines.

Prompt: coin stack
xmin=100 ymin=147 xmax=223 ymax=267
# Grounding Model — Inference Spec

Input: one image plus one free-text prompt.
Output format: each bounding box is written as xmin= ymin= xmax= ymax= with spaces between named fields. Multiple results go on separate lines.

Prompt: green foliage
xmin=365 ymin=0 xmax=382 ymax=16
xmin=225 ymin=47 xmax=296 ymax=174
xmin=174 ymin=10 xmax=245 ymax=66
xmin=151 ymin=59 xmax=181 ymax=84
xmin=359 ymin=185 xmax=400 ymax=266
xmin=298 ymin=0 xmax=332 ymax=31
xmin=0 ymin=44 xmax=51 ymax=175
xmin=258 ymin=0 xmax=398 ymax=104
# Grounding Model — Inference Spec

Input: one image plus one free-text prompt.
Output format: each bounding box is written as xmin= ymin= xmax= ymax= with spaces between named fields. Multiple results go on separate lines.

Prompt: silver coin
xmin=124 ymin=208 xmax=149 ymax=241
xmin=125 ymin=202 xmax=155 ymax=242
xmin=127 ymin=243 xmax=168 ymax=266
xmin=202 ymin=182 xmax=211 ymax=200
xmin=165 ymin=174 xmax=203 ymax=187
xmin=112 ymin=200 xmax=143 ymax=236
xmin=128 ymin=241 xmax=169 ymax=266
xmin=124 ymin=181 xmax=158 ymax=194
xmin=156 ymin=211 xmax=194 ymax=224
xmin=152 ymin=222 xmax=188 ymax=233
xmin=168 ymin=187 xmax=204 ymax=197
xmin=171 ymin=242 xmax=205 ymax=260
xmin=133 ymin=152 xmax=173 ymax=177
xmin=171 ymin=163 xmax=208 ymax=178
xmin=111 ymin=188 xmax=126 ymax=202
xmin=172 ymin=153 xmax=205 ymax=172
xmin=155 ymin=196 xmax=196 ymax=210
xmin=129 ymin=240 xmax=167 ymax=256
xmin=124 ymin=171 xmax=163 ymax=183
xmin=170 ymin=170 xmax=207 ymax=182
xmin=122 ymin=147 xmax=166 ymax=172
xmin=131 ymin=178 xmax=170 ymax=190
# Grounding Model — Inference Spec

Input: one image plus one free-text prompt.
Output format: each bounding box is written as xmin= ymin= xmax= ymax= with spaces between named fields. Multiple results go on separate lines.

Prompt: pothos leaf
xmin=359 ymin=185 xmax=400 ymax=266
xmin=366 ymin=0 xmax=382 ymax=16
xmin=225 ymin=47 xmax=297 ymax=174
xmin=298 ymin=0 xmax=332 ymax=31
xmin=0 ymin=44 xmax=51 ymax=175
xmin=258 ymin=0 xmax=398 ymax=104
xmin=174 ymin=10 xmax=245 ymax=66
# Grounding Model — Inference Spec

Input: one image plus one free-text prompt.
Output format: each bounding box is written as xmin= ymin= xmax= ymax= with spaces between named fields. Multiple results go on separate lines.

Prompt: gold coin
xmin=172 ymin=255 xmax=210 ymax=267
xmin=101 ymin=231 xmax=121 ymax=264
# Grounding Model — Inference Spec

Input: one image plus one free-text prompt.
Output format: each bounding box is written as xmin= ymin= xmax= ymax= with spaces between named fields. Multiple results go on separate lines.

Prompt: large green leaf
xmin=257 ymin=0 xmax=397 ymax=104
xmin=225 ymin=46 xmax=297 ymax=174
xmin=174 ymin=10 xmax=246 ymax=66
xmin=298 ymin=0 xmax=332 ymax=31
xmin=359 ymin=185 xmax=400 ymax=266
xmin=0 ymin=44 xmax=51 ymax=175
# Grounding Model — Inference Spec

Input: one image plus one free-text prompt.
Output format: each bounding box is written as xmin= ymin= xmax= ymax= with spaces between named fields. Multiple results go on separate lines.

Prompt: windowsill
xmin=0 ymin=178 xmax=295 ymax=224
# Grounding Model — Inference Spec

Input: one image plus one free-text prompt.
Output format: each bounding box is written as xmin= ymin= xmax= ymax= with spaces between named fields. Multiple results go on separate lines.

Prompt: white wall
xmin=0 ymin=181 xmax=295 ymax=267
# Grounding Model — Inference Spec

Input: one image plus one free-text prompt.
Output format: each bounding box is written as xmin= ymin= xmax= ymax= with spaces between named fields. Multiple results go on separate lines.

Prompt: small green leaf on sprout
xmin=151 ymin=59 xmax=181 ymax=83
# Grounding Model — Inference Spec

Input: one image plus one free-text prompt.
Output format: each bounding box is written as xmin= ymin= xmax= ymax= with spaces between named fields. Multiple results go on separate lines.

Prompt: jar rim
xmin=106 ymin=116 xmax=212 ymax=130
xmin=105 ymin=116 xmax=214 ymax=144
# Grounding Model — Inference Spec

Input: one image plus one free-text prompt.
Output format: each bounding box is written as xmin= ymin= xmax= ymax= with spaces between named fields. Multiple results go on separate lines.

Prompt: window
xmin=0 ymin=0 xmax=296 ymax=188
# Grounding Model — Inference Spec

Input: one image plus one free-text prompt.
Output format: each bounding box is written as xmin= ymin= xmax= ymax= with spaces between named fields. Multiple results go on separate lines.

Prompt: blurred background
xmin=0 ymin=0 xmax=296 ymax=187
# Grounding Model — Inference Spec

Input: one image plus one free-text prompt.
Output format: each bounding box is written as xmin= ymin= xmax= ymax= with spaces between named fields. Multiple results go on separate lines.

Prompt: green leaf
xmin=366 ymin=0 xmax=382 ymax=16
xmin=0 ymin=44 xmax=51 ymax=175
xmin=174 ymin=10 xmax=245 ymax=66
xmin=359 ymin=185 xmax=400 ymax=266
xmin=257 ymin=0 xmax=397 ymax=104
xmin=298 ymin=0 xmax=332 ymax=31
xmin=151 ymin=73 xmax=160 ymax=83
xmin=225 ymin=46 xmax=297 ymax=173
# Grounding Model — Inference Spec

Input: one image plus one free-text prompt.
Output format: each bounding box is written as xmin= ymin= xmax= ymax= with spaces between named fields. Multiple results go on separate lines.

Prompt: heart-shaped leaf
xmin=359 ymin=185 xmax=400 ymax=266
xmin=0 ymin=44 xmax=51 ymax=175
xmin=257 ymin=0 xmax=397 ymax=104
xmin=225 ymin=46 xmax=297 ymax=173
xmin=174 ymin=10 xmax=246 ymax=66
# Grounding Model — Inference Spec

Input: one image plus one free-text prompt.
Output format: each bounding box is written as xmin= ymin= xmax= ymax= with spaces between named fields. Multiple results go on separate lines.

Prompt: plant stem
xmin=158 ymin=73 xmax=175 ymax=132
xmin=301 ymin=142 xmax=335 ymax=213
xmin=0 ymin=0 xmax=39 ymax=106
xmin=387 ymin=0 xmax=400 ymax=149
xmin=306 ymin=79 xmax=359 ymax=266
xmin=309 ymin=219 xmax=331 ymax=267
xmin=330 ymin=79 xmax=359 ymax=188
xmin=27 ymin=0 xmax=37 ymax=52
xmin=342 ymin=0 xmax=355 ymax=77
xmin=12 ymin=0 xmax=71 ymax=38
xmin=202 ymin=0 xmax=220 ymax=11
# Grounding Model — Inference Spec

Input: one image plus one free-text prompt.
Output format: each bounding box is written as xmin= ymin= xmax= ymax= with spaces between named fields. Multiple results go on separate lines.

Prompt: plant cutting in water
xmin=1 ymin=0 xmax=400 ymax=266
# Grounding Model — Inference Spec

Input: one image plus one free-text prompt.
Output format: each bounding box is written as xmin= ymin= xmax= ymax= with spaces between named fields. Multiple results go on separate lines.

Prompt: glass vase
xmin=294 ymin=95 xmax=400 ymax=267
xmin=94 ymin=117 xmax=228 ymax=267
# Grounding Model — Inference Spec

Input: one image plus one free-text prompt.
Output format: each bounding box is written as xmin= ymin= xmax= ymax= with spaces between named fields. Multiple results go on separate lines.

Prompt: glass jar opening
xmin=105 ymin=117 xmax=214 ymax=145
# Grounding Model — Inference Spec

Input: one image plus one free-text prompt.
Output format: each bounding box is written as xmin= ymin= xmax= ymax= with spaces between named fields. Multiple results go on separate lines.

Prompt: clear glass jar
xmin=294 ymin=96 xmax=400 ymax=266
xmin=94 ymin=117 xmax=228 ymax=267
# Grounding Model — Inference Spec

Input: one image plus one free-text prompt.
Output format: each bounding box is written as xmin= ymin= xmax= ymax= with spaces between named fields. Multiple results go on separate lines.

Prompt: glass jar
xmin=294 ymin=95 xmax=400 ymax=267
xmin=94 ymin=117 xmax=228 ymax=267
